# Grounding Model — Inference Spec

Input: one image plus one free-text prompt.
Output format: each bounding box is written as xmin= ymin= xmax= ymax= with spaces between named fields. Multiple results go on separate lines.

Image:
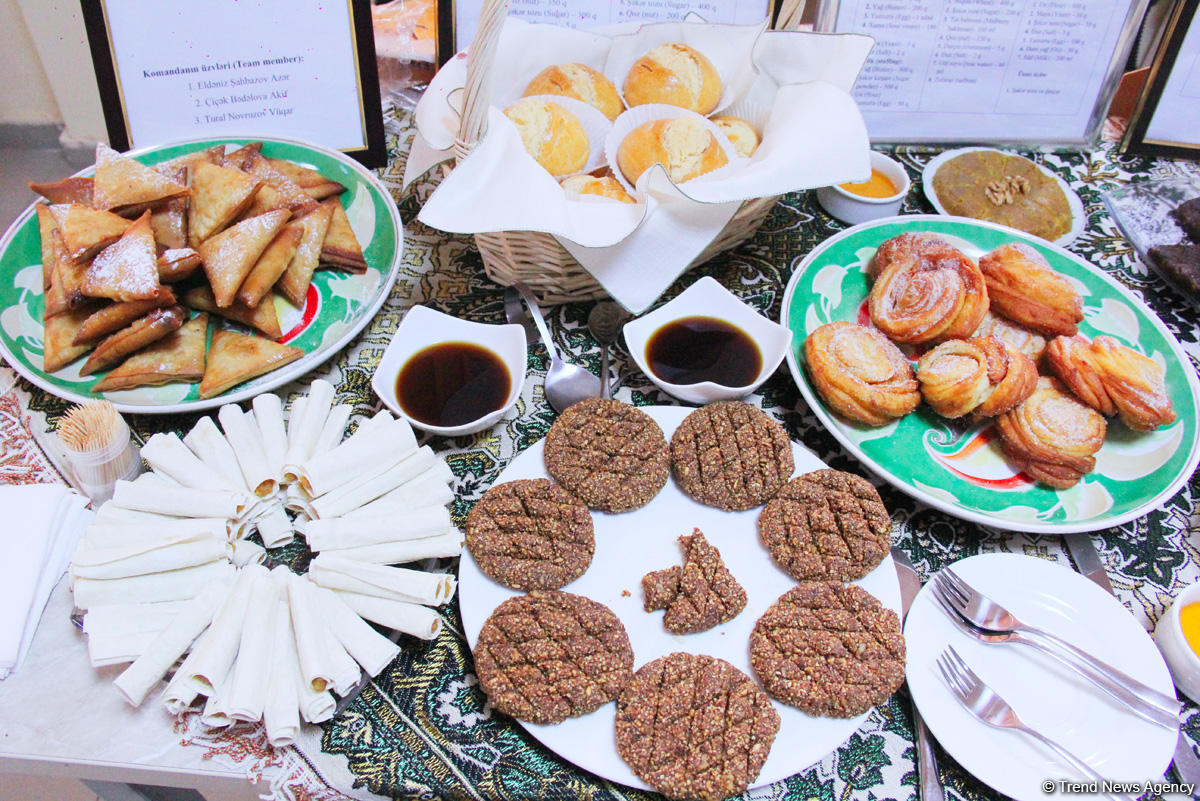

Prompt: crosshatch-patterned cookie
xmin=750 ymin=582 xmax=905 ymax=718
xmin=641 ymin=529 xmax=746 ymax=634
xmin=472 ymin=590 xmax=634 ymax=725
xmin=543 ymin=398 xmax=670 ymax=513
xmin=670 ymin=401 xmax=794 ymax=511
xmin=757 ymin=469 xmax=891 ymax=582
xmin=465 ymin=478 xmax=594 ymax=591
xmin=615 ymin=652 xmax=780 ymax=801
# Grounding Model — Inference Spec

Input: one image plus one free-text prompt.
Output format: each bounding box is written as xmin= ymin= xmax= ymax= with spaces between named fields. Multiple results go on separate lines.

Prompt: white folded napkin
xmin=0 ymin=484 xmax=91 ymax=678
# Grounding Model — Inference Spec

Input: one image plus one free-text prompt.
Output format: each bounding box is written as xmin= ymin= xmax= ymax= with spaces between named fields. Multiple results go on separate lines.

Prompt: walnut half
xmin=985 ymin=174 xmax=1031 ymax=205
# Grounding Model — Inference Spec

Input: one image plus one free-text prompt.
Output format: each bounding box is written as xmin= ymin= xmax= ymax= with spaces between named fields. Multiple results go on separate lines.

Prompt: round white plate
xmin=905 ymin=553 xmax=1177 ymax=801
xmin=459 ymin=405 xmax=903 ymax=792
xmin=922 ymin=147 xmax=1086 ymax=247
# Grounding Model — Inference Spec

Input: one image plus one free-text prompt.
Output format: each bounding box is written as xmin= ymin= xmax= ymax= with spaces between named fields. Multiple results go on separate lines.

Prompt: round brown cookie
xmin=750 ymin=582 xmax=905 ymax=718
xmin=543 ymin=398 xmax=670 ymax=513
xmin=757 ymin=469 xmax=891 ymax=582
xmin=465 ymin=478 xmax=595 ymax=591
xmin=615 ymin=652 xmax=780 ymax=801
xmin=472 ymin=590 xmax=634 ymax=725
xmin=670 ymin=401 xmax=794 ymax=511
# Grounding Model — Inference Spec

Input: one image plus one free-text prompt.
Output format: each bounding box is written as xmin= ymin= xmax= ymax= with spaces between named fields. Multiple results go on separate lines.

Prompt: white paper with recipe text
xmin=414 ymin=19 xmax=874 ymax=312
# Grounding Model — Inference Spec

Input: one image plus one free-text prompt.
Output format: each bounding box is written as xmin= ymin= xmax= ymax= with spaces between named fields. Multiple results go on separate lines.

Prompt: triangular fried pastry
xmin=319 ymin=199 xmax=367 ymax=272
xmin=92 ymin=312 xmax=209 ymax=392
xmin=81 ymin=211 xmax=161 ymax=302
xmin=157 ymin=248 xmax=203 ymax=283
xmin=74 ymin=286 xmax=177 ymax=344
xmin=29 ymin=176 xmax=94 ymax=206
xmin=188 ymin=161 xmax=263 ymax=246
xmin=197 ymin=209 xmax=290 ymax=307
xmin=48 ymin=203 xmax=131 ymax=263
xmin=43 ymin=230 xmax=73 ymax=318
xmin=239 ymin=150 xmax=319 ymax=217
xmin=268 ymin=158 xmax=346 ymax=199
xmin=51 ymin=239 xmax=93 ymax=313
xmin=199 ymin=328 xmax=302 ymax=399
xmin=241 ymin=183 xmax=290 ymax=219
xmin=35 ymin=204 xmax=58 ymax=290
xmin=43 ymin=304 xmax=98 ymax=372
xmin=80 ymin=305 xmax=186 ymax=376
xmin=183 ymin=285 xmax=282 ymax=339
xmin=155 ymin=145 xmax=225 ymax=175
xmin=150 ymin=166 xmax=189 ymax=249
xmin=221 ymin=142 xmax=264 ymax=170
xmin=277 ymin=202 xmax=334 ymax=305
xmin=237 ymin=222 xmax=303 ymax=308
xmin=92 ymin=142 xmax=189 ymax=211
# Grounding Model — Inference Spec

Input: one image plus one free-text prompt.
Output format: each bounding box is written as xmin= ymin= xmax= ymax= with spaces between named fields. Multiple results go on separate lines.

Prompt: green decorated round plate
xmin=781 ymin=215 xmax=1200 ymax=533
xmin=0 ymin=136 xmax=402 ymax=413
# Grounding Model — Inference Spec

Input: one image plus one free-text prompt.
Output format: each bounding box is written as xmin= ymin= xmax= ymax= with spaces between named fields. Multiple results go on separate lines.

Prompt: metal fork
xmin=929 ymin=582 xmax=1179 ymax=729
xmin=935 ymin=568 xmax=1181 ymax=720
xmin=935 ymin=646 xmax=1132 ymax=801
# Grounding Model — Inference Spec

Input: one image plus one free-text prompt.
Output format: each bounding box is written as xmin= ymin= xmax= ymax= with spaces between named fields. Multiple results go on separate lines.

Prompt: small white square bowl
xmin=623 ymin=276 xmax=792 ymax=404
xmin=371 ymin=305 xmax=527 ymax=436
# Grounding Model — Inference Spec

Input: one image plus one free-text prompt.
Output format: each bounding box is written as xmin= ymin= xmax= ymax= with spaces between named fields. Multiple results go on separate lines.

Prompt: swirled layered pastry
xmin=867 ymin=233 xmax=989 ymax=345
xmin=972 ymin=310 xmax=1048 ymax=364
xmin=995 ymin=377 xmax=1106 ymax=489
xmin=916 ymin=336 xmax=1037 ymax=419
xmin=978 ymin=243 xmax=1082 ymax=337
xmin=805 ymin=321 xmax=920 ymax=426
xmin=1046 ymin=335 xmax=1175 ymax=431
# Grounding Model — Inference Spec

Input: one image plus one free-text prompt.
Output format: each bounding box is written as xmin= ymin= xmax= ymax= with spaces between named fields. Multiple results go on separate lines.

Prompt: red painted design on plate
xmin=280 ymin=284 xmax=320 ymax=344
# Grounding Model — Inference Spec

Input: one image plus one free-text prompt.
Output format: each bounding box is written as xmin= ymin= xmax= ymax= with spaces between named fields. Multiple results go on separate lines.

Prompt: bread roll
xmin=561 ymin=174 xmax=635 ymax=203
xmin=623 ymin=43 xmax=721 ymax=114
xmin=524 ymin=63 xmax=624 ymax=121
xmin=503 ymin=98 xmax=590 ymax=177
xmin=710 ymin=116 xmax=759 ymax=157
xmin=617 ymin=117 xmax=728 ymax=186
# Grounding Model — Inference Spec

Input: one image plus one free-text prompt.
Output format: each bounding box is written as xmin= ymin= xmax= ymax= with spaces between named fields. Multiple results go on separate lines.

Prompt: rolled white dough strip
xmin=282 ymin=379 xmax=335 ymax=481
xmin=110 ymin=480 xmax=246 ymax=520
xmin=322 ymin=531 xmax=463 ymax=565
xmin=83 ymin=601 xmax=190 ymax=637
xmin=177 ymin=565 xmax=260 ymax=693
xmin=229 ymin=539 xmax=266 ymax=567
xmin=345 ymin=471 xmax=454 ymax=519
xmin=313 ymin=404 xmax=354 ymax=456
xmin=219 ymin=404 xmax=276 ymax=498
xmin=79 ymin=518 xmax=228 ymax=548
xmin=71 ymin=537 xmax=227 ymax=579
xmin=73 ymin=561 xmax=236 ymax=608
xmin=200 ymin=664 xmax=233 ymax=728
xmin=310 ymin=447 xmax=438 ymax=519
xmin=112 ymin=577 xmax=231 ymax=706
xmin=253 ymin=501 xmax=294 ymax=549
xmin=313 ymin=586 xmax=400 ymax=677
xmin=308 ymin=553 xmax=456 ymax=606
xmin=183 ymin=416 xmax=247 ymax=491
xmin=161 ymin=641 xmax=203 ymax=714
xmin=141 ymin=432 xmax=237 ymax=491
xmin=284 ymin=572 xmax=360 ymax=695
xmin=305 ymin=505 xmax=452 ymax=551
xmin=224 ymin=567 xmax=278 ymax=722
xmin=296 ymin=414 xmax=413 ymax=497
xmin=87 ymin=628 xmax=161 ymax=667
xmin=252 ymin=393 xmax=288 ymax=480
xmin=263 ymin=598 xmax=301 ymax=747
xmin=333 ymin=590 xmax=443 ymax=641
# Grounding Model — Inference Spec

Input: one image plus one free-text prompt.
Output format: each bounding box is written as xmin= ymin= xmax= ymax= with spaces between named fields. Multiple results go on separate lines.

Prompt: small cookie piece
xmin=670 ymin=401 xmax=794 ymax=511
xmin=544 ymin=398 xmax=670 ymax=513
xmin=615 ymin=652 xmax=779 ymax=801
xmin=750 ymin=582 xmax=905 ymax=718
xmin=641 ymin=529 xmax=746 ymax=634
xmin=473 ymin=590 xmax=633 ymax=725
xmin=1171 ymin=197 xmax=1200 ymax=241
xmin=466 ymin=478 xmax=595 ymax=591
xmin=758 ymin=469 xmax=891 ymax=582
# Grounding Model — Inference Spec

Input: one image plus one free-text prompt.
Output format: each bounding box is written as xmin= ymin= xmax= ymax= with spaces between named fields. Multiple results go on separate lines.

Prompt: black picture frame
xmin=79 ymin=0 xmax=387 ymax=168
xmin=1123 ymin=0 xmax=1200 ymax=160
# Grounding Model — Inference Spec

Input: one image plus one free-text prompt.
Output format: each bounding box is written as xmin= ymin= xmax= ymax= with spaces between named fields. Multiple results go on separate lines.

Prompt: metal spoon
xmin=513 ymin=283 xmax=601 ymax=413
xmin=503 ymin=286 xmax=539 ymax=345
xmin=587 ymin=301 xmax=629 ymax=399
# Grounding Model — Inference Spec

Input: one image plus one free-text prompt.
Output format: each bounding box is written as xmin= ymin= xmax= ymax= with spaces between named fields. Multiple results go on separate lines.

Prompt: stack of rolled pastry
xmin=69 ymin=378 xmax=460 ymax=746
xmin=804 ymin=233 xmax=1177 ymax=489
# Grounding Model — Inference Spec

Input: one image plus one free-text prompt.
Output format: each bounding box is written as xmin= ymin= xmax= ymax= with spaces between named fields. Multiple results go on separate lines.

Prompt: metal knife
xmin=1062 ymin=531 xmax=1200 ymax=785
xmin=892 ymin=547 xmax=944 ymax=801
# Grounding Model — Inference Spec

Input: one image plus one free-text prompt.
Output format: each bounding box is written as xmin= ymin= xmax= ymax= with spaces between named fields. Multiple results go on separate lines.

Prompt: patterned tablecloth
xmin=5 ymin=104 xmax=1200 ymax=801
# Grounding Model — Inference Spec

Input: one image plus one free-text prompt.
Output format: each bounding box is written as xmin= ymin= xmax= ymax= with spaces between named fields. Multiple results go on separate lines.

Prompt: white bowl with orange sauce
xmin=816 ymin=151 xmax=910 ymax=225
xmin=1154 ymin=582 xmax=1200 ymax=702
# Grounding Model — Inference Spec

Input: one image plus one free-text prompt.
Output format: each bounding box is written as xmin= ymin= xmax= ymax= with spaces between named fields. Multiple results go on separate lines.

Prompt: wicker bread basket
xmin=450 ymin=0 xmax=809 ymax=305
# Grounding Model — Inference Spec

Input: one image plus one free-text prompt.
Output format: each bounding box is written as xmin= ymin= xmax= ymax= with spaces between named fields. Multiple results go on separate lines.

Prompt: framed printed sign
xmin=80 ymin=0 xmax=386 ymax=167
xmin=1123 ymin=0 xmax=1200 ymax=160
